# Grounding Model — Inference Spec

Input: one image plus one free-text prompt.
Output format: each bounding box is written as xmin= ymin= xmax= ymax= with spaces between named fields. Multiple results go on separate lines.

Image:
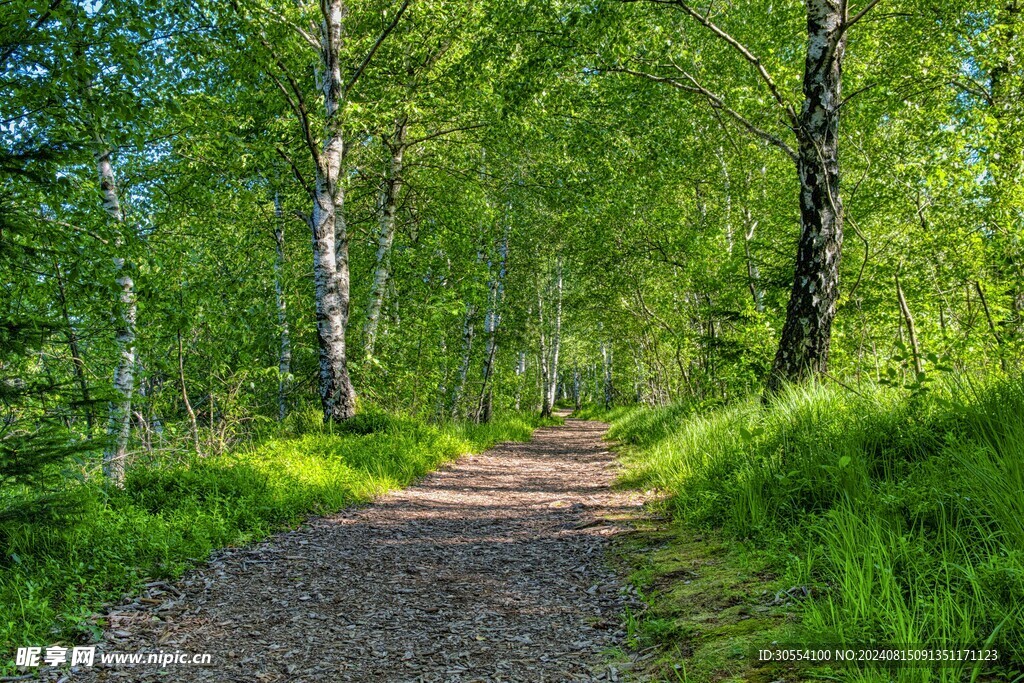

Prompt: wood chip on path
xmin=58 ymin=417 xmax=648 ymax=682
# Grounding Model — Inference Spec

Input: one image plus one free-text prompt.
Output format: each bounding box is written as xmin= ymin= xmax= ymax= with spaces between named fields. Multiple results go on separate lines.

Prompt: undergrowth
xmin=582 ymin=376 xmax=1024 ymax=682
xmin=0 ymin=409 xmax=551 ymax=667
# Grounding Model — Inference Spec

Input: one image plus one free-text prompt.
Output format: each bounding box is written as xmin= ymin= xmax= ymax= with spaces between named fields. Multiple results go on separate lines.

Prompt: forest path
xmin=72 ymin=417 xmax=647 ymax=682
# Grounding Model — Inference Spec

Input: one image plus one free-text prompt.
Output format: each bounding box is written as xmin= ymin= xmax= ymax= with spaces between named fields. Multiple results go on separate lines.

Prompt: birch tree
xmin=364 ymin=118 xmax=408 ymax=360
xmin=273 ymin=192 xmax=292 ymax=420
xmin=474 ymin=220 xmax=510 ymax=423
xmin=538 ymin=257 xmax=563 ymax=418
xmin=95 ymin=147 xmax=136 ymax=484
xmin=617 ymin=0 xmax=886 ymax=392
xmin=251 ymin=0 xmax=411 ymax=422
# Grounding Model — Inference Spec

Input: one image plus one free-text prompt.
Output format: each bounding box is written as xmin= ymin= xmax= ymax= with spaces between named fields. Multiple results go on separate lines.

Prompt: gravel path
xmin=64 ymin=417 xmax=646 ymax=682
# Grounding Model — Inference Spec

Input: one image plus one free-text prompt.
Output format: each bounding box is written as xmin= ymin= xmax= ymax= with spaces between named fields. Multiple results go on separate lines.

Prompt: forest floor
xmin=50 ymin=415 xmax=652 ymax=682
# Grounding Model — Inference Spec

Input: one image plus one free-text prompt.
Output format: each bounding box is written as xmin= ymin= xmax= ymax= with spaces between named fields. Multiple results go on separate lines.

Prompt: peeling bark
xmin=53 ymin=259 xmax=93 ymax=433
xmin=894 ymin=273 xmax=923 ymax=375
xmin=96 ymin=148 xmax=135 ymax=485
xmin=310 ymin=0 xmax=356 ymax=422
xmin=540 ymin=258 xmax=563 ymax=418
xmin=273 ymin=193 xmax=291 ymax=421
xmin=601 ymin=341 xmax=613 ymax=408
xmin=475 ymin=221 xmax=510 ymax=423
xmin=767 ymin=0 xmax=846 ymax=393
xmin=364 ymin=118 xmax=408 ymax=360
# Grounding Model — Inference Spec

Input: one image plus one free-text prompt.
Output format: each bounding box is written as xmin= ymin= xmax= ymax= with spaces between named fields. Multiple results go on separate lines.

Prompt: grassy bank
xmin=1 ymin=410 xmax=552 ymax=666
xmin=582 ymin=377 xmax=1024 ymax=682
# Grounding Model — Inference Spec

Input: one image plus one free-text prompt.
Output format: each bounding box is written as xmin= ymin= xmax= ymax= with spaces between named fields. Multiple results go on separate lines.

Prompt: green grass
xmin=0 ymin=409 xmax=551 ymax=668
xmin=588 ymin=376 xmax=1024 ymax=682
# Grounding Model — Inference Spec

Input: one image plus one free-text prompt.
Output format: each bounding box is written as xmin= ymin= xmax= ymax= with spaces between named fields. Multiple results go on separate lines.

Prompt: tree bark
xmin=540 ymin=258 xmax=563 ymax=417
xmin=514 ymin=350 xmax=527 ymax=410
xmin=475 ymin=221 xmax=510 ymax=423
xmin=767 ymin=1 xmax=846 ymax=393
xmin=601 ymin=341 xmax=613 ymax=408
xmin=96 ymin=148 xmax=136 ymax=485
xmin=894 ymin=273 xmax=923 ymax=375
xmin=177 ymin=329 xmax=200 ymax=453
xmin=988 ymin=2 xmax=1024 ymax=333
xmin=273 ymin=193 xmax=291 ymax=421
xmin=310 ymin=0 xmax=356 ymax=422
xmin=53 ymin=259 xmax=93 ymax=433
xmin=538 ymin=286 xmax=551 ymax=418
xmin=975 ymin=280 xmax=1009 ymax=372
xmin=450 ymin=299 xmax=476 ymax=419
xmin=363 ymin=118 xmax=408 ymax=360
xmin=742 ymin=206 xmax=765 ymax=313
xmin=572 ymin=367 xmax=582 ymax=411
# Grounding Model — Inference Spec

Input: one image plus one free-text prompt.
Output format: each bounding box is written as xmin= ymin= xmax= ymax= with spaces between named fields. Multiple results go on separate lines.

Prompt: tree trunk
xmin=177 ymin=329 xmax=200 ymax=453
xmin=975 ymin=280 xmax=1009 ymax=372
xmin=273 ymin=193 xmax=291 ymax=421
xmin=475 ymin=222 xmax=510 ymax=423
xmin=572 ymin=367 xmax=581 ymax=411
xmin=601 ymin=341 xmax=613 ymax=408
xmin=767 ymin=1 xmax=846 ymax=393
xmin=53 ymin=259 xmax=93 ymax=433
xmin=96 ymin=148 xmax=136 ymax=485
xmin=538 ymin=287 xmax=551 ymax=418
xmin=450 ymin=300 xmax=476 ymax=419
xmin=542 ymin=258 xmax=563 ymax=415
xmin=894 ymin=273 xmax=923 ymax=375
xmin=449 ymin=242 xmax=486 ymax=419
xmin=514 ymin=350 xmax=526 ymax=410
xmin=743 ymin=206 xmax=765 ymax=313
xmin=311 ymin=0 xmax=356 ymax=423
xmin=364 ymin=118 xmax=408 ymax=360
xmin=988 ymin=2 xmax=1024 ymax=335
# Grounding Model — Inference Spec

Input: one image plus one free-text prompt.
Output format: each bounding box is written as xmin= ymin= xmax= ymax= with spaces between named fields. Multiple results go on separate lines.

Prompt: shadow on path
xmin=65 ymin=418 xmax=646 ymax=683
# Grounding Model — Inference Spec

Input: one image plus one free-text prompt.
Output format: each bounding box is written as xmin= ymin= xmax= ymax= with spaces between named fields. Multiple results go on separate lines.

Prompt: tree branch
xmin=845 ymin=0 xmax=885 ymax=30
xmin=230 ymin=0 xmax=322 ymax=170
xmin=608 ymin=66 xmax=798 ymax=161
xmin=0 ymin=0 xmax=62 ymax=70
xmin=264 ymin=68 xmax=322 ymax=171
xmin=260 ymin=5 xmax=321 ymax=50
xmin=345 ymin=0 xmax=412 ymax=97
xmin=407 ymin=123 xmax=486 ymax=147
xmin=624 ymin=0 xmax=798 ymax=126
xmin=275 ymin=146 xmax=313 ymax=196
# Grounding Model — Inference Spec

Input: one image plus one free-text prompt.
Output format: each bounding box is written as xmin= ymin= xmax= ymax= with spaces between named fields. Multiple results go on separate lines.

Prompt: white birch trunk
xmin=311 ymin=0 xmax=356 ymax=422
xmin=768 ymin=0 xmax=846 ymax=391
xmin=449 ymin=301 xmax=476 ymax=419
xmin=514 ymin=350 xmax=526 ymax=411
xmin=545 ymin=258 xmax=563 ymax=413
xmin=96 ymin=149 xmax=135 ymax=485
xmin=449 ymin=243 xmax=486 ymax=418
xmin=363 ymin=119 xmax=408 ymax=360
xmin=743 ymin=207 xmax=765 ymax=313
xmin=273 ymin=193 xmax=292 ymax=420
xmin=475 ymin=221 xmax=510 ymax=422
xmin=538 ymin=288 xmax=551 ymax=418
xmin=601 ymin=341 xmax=613 ymax=408
xmin=572 ymin=367 xmax=581 ymax=411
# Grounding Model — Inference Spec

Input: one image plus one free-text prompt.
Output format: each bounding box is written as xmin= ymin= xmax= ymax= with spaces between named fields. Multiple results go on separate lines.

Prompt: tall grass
xmin=0 ymin=409 xmax=547 ymax=666
xmin=597 ymin=377 xmax=1024 ymax=681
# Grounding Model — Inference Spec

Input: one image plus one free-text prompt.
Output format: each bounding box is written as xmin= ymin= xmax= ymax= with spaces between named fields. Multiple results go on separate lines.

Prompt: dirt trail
xmin=67 ymin=417 xmax=646 ymax=682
